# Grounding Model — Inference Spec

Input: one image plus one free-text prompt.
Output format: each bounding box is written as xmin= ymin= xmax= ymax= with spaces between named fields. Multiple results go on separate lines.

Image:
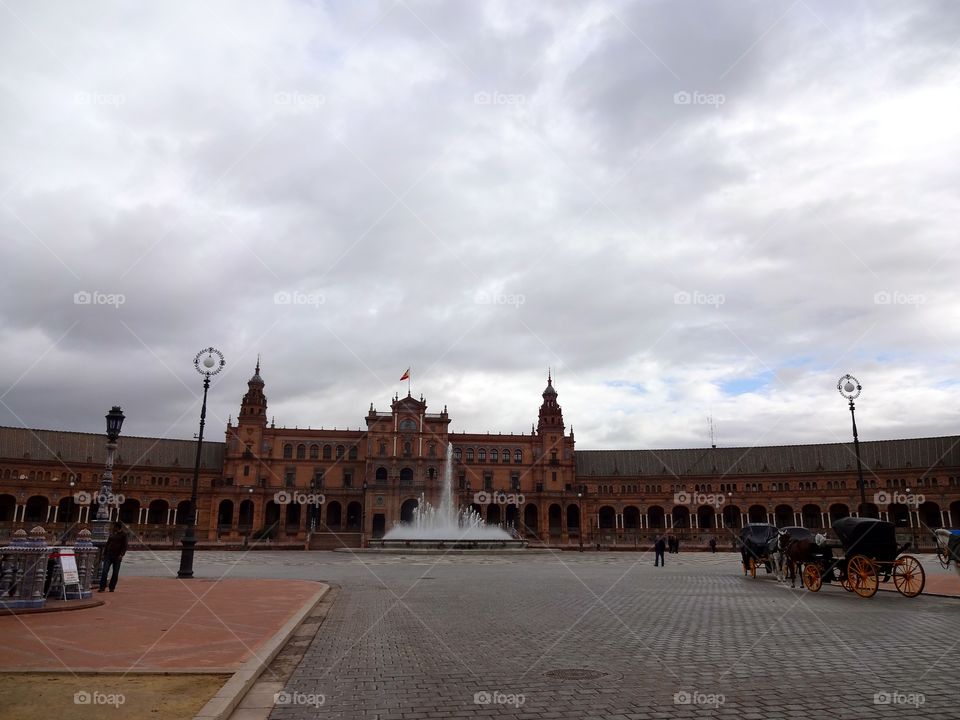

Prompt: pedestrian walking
xmin=98 ymin=521 xmax=128 ymax=593
xmin=709 ymin=537 xmax=717 ymax=554
xmin=654 ymin=535 xmax=666 ymax=566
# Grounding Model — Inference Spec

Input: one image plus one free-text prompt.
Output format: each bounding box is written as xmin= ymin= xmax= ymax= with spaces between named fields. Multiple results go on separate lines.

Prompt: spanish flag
xmin=399 ymin=368 xmax=410 ymax=382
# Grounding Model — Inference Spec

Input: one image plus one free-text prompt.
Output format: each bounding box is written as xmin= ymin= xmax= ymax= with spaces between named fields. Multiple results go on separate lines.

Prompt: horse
xmin=776 ymin=527 xmax=820 ymax=588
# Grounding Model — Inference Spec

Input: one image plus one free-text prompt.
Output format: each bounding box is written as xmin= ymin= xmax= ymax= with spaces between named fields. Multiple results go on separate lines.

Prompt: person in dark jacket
xmin=654 ymin=535 xmax=666 ymax=566
xmin=99 ymin=521 xmax=128 ymax=592
xmin=709 ymin=538 xmax=717 ymax=553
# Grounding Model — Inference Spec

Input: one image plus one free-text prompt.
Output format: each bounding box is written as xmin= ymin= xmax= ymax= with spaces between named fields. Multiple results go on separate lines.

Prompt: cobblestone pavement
xmin=127 ymin=551 xmax=960 ymax=719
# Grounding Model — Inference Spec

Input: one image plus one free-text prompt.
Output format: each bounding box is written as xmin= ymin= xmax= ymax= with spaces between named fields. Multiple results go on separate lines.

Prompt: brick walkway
xmin=0 ymin=576 xmax=323 ymax=672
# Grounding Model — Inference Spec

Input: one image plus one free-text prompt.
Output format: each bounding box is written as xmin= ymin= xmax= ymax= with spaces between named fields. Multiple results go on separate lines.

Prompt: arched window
xmin=478 ymin=449 xmax=486 ymax=462
xmin=296 ymin=444 xmax=306 ymax=459
xmin=309 ymin=444 xmax=319 ymax=459
xmin=349 ymin=446 xmax=358 ymax=460
xmin=375 ymin=466 xmax=388 ymax=482
xmin=514 ymin=449 xmax=522 ymax=463
xmin=491 ymin=449 xmax=498 ymax=462
xmin=403 ymin=441 xmax=412 ymax=457
xmin=323 ymin=445 xmax=332 ymax=459
xmin=502 ymin=449 xmax=510 ymax=463
xmin=454 ymin=447 xmax=462 ymax=461
xmin=336 ymin=445 xmax=345 ymax=459
xmin=283 ymin=444 xmax=292 ymax=459
xmin=428 ymin=443 xmax=436 ymax=457
xmin=466 ymin=448 xmax=474 ymax=463
xmin=379 ymin=442 xmax=386 ymax=456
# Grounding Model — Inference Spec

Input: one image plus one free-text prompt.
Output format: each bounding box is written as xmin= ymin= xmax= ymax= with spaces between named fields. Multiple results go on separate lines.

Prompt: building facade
xmin=1 ymin=362 xmax=959 ymax=549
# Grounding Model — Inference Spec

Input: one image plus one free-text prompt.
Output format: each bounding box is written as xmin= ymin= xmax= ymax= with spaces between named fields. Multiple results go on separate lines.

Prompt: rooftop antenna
xmin=708 ymin=413 xmax=717 ymax=449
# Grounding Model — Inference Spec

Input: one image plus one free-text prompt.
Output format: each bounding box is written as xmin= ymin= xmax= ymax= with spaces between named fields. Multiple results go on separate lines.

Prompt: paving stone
xmin=127 ymin=550 xmax=960 ymax=719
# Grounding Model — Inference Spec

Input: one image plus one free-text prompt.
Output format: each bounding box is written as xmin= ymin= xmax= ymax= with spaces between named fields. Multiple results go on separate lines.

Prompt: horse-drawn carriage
xmin=934 ymin=528 xmax=960 ymax=577
xmin=796 ymin=517 xmax=925 ymax=598
xmin=738 ymin=523 xmax=779 ymax=578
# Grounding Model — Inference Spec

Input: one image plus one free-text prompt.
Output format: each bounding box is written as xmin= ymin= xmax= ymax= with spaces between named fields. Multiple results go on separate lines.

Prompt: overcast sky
xmin=1 ymin=1 xmax=959 ymax=451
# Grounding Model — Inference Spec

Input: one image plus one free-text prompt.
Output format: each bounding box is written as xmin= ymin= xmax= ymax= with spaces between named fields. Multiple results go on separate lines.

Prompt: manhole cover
xmin=544 ymin=669 xmax=608 ymax=681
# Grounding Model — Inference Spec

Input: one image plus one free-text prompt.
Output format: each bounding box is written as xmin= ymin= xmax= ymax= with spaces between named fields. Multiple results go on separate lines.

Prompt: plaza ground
xmin=110 ymin=549 xmax=960 ymax=719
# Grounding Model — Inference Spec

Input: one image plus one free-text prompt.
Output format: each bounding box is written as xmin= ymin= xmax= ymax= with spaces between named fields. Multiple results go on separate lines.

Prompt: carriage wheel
xmin=749 ymin=558 xmax=757 ymax=578
xmin=847 ymin=555 xmax=878 ymax=598
xmin=802 ymin=564 xmax=822 ymax=592
xmin=892 ymin=555 xmax=925 ymax=598
xmin=839 ymin=576 xmax=853 ymax=592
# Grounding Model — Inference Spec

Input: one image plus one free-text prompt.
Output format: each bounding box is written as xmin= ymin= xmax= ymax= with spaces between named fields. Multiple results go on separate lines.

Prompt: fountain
xmin=368 ymin=444 xmax=527 ymax=552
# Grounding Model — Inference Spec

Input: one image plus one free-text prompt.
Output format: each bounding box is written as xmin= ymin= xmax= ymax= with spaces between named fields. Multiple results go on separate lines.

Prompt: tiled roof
xmin=574 ymin=436 xmax=960 ymax=477
xmin=0 ymin=426 xmax=225 ymax=470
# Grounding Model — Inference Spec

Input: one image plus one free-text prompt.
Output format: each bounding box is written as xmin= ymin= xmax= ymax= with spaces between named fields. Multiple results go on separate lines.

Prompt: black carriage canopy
xmin=778 ymin=526 xmax=816 ymax=542
xmin=831 ymin=517 xmax=900 ymax=561
xmin=739 ymin=523 xmax=779 ymax=549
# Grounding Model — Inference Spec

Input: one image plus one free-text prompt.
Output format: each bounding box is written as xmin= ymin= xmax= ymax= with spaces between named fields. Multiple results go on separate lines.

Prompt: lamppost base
xmin=177 ymin=538 xmax=197 ymax=579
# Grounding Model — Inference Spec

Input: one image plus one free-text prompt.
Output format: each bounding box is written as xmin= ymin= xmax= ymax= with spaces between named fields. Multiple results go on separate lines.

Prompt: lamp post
xmin=177 ymin=347 xmax=225 ymax=579
xmin=577 ymin=489 xmax=584 ymax=552
xmin=838 ymin=374 xmax=868 ymax=515
xmin=93 ymin=407 xmax=125 ymax=545
xmin=362 ymin=480 xmax=368 ymax=546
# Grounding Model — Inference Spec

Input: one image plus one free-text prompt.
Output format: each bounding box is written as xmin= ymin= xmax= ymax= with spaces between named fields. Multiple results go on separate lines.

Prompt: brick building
xmin=1 ymin=361 xmax=958 ymax=548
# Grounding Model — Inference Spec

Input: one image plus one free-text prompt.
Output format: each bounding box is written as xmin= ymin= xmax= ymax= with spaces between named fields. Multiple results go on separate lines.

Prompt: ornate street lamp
xmin=177 ymin=347 xmax=225 ymax=579
xmin=838 ymin=374 xmax=869 ymax=515
xmin=93 ymin=406 xmax=125 ymax=545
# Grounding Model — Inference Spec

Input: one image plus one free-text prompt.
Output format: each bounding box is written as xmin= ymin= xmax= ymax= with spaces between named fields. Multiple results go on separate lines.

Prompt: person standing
xmin=654 ymin=535 xmax=666 ymax=567
xmin=709 ymin=537 xmax=717 ymax=554
xmin=99 ymin=521 xmax=128 ymax=593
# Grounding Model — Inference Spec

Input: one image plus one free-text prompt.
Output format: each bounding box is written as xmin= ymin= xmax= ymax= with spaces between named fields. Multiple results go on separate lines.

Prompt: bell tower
xmin=537 ymin=369 xmax=564 ymax=433
xmin=238 ymin=357 xmax=268 ymax=427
